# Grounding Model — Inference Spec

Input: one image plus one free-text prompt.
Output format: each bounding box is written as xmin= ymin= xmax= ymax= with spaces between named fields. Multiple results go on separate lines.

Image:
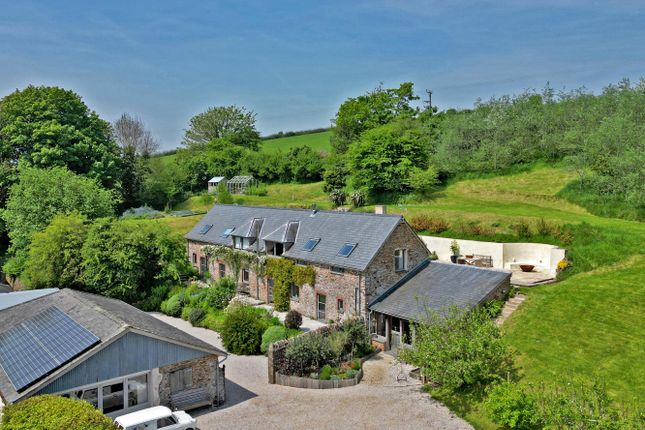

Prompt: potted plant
xmin=449 ymin=240 xmax=460 ymax=263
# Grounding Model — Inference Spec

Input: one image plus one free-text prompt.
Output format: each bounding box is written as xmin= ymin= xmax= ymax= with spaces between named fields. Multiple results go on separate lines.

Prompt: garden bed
xmin=274 ymin=349 xmax=378 ymax=389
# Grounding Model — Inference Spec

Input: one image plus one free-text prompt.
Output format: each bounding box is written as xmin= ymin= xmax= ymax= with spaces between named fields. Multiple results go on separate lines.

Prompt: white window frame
xmin=290 ymin=284 xmax=299 ymax=301
xmin=241 ymin=268 xmax=250 ymax=284
xmin=394 ymin=249 xmax=408 ymax=272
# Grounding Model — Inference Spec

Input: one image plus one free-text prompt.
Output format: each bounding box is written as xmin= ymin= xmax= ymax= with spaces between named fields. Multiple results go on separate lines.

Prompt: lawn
xmin=167 ymin=164 xmax=644 ymax=428
xmin=261 ymin=130 xmax=332 ymax=154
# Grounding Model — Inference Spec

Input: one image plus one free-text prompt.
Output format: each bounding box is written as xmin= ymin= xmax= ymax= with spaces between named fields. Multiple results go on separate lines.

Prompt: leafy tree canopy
xmin=183 ymin=105 xmax=260 ymax=150
xmin=1 ymin=165 xmax=115 ymax=276
xmin=0 ymin=85 xmax=120 ymax=187
xmin=332 ymin=82 xmax=419 ymax=153
xmin=348 ymin=120 xmax=430 ymax=195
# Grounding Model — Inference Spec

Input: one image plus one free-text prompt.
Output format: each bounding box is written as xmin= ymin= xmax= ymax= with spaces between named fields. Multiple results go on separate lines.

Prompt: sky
xmin=0 ymin=1 xmax=644 ymax=150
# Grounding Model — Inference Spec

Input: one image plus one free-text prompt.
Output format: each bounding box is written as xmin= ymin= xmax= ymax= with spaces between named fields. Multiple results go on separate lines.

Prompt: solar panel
xmin=302 ymin=238 xmax=320 ymax=252
xmin=0 ymin=306 xmax=99 ymax=391
xmin=222 ymin=227 xmax=235 ymax=237
xmin=199 ymin=224 xmax=213 ymax=235
xmin=337 ymin=243 xmax=357 ymax=257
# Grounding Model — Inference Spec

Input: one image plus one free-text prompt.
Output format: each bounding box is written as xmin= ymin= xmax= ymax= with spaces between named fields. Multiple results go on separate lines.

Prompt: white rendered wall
xmin=420 ymin=236 xmax=565 ymax=276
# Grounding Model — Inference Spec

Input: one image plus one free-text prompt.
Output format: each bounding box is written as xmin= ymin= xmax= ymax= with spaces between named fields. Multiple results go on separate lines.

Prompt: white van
xmin=114 ymin=406 xmax=197 ymax=430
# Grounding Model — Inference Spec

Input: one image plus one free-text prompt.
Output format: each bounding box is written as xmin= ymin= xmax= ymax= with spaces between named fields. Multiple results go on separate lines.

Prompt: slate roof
xmin=369 ymin=260 xmax=511 ymax=321
xmin=0 ymin=289 xmax=225 ymax=403
xmin=185 ymin=204 xmax=405 ymax=272
xmin=0 ymin=288 xmax=59 ymax=311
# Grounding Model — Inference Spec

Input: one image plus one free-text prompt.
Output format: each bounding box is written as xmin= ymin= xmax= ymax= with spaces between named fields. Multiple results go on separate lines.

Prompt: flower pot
xmin=450 ymin=255 xmax=458 ymax=264
xmin=520 ymin=264 xmax=535 ymax=272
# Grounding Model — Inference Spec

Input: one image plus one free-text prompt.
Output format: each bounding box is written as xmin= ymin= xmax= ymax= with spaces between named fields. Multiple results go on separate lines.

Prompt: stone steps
xmin=496 ymin=294 xmax=527 ymax=325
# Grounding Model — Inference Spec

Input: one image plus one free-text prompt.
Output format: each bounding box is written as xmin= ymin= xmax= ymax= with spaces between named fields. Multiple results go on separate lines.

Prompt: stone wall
xmin=363 ymin=221 xmax=429 ymax=304
xmin=290 ymin=264 xmax=363 ymax=321
xmin=158 ymin=354 xmax=225 ymax=407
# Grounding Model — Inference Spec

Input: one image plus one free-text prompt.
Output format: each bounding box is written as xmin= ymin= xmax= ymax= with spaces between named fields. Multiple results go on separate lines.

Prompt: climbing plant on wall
xmin=203 ymin=245 xmax=258 ymax=284
xmin=265 ymin=257 xmax=316 ymax=312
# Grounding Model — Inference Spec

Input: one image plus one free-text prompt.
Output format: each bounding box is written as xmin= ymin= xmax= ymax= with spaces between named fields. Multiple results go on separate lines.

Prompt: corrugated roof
xmin=0 ymin=288 xmax=59 ymax=311
xmin=185 ymin=204 xmax=404 ymax=271
xmin=0 ymin=289 xmax=225 ymax=403
xmin=369 ymin=261 xmax=511 ymax=321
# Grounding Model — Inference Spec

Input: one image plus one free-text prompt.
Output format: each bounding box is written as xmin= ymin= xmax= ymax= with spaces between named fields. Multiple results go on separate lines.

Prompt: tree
xmin=0 ymin=85 xmax=120 ymax=188
xmin=183 ymin=105 xmax=260 ymax=150
xmin=112 ymin=113 xmax=158 ymax=157
xmin=348 ymin=120 xmax=430 ymax=196
xmin=139 ymin=157 xmax=186 ymax=210
xmin=216 ymin=181 xmax=234 ymax=204
xmin=22 ymin=213 xmax=88 ymax=290
xmin=81 ymin=218 xmax=189 ymax=303
xmin=332 ymin=82 xmax=419 ymax=153
xmin=286 ymin=146 xmax=324 ymax=182
xmin=407 ymin=166 xmax=438 ymax=197
xmin=399 ymin=305 xmax=514 ymax=390
xmin=0 ymin=395 xmax=117 ymax=430
xmin=1 ymin=166 xmax=115 ymax=276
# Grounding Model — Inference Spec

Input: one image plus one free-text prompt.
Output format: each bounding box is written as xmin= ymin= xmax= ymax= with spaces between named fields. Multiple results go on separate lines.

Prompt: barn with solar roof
xmin=0 ymin=289 xmax=226 ymax=416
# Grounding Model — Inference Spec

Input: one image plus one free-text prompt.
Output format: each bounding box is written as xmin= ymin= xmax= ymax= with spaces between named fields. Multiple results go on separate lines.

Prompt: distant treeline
xmin=260 ymin=127 xmax=331 ymax=140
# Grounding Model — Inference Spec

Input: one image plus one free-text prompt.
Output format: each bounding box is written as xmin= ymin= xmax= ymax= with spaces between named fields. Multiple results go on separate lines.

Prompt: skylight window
xmin=337 ymin=243 xmax=357 ymax=257
xmin=302 ymin=238 xmax=320 ymax=252
xmin=199 ymin=224 xmax=213 ymax=235
xmin=222 ymin=227 xmax=235 ymax=237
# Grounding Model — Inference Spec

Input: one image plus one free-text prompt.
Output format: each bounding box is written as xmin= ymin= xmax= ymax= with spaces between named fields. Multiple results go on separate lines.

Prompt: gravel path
xmin=151 ymin=313 xmax=472 ymax=430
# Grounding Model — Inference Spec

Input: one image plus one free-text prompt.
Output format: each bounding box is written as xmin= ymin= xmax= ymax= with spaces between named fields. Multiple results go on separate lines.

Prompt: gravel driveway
xmin=151 ymin=313 xmax=472 ymax=430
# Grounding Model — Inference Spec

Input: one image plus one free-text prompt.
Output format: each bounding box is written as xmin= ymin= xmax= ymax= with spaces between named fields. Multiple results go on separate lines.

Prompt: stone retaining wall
xmin=274 ymin=368 xmax=363 ymax=389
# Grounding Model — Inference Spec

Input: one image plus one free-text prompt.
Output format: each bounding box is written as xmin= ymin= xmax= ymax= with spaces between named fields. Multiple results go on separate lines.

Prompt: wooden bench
xmin=170 ymin=387 xmax=212 ymax=411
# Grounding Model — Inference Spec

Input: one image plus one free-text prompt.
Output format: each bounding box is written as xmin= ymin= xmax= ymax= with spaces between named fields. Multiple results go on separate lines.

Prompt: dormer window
xmin=233 ymin=236 xmax=251 ymax=250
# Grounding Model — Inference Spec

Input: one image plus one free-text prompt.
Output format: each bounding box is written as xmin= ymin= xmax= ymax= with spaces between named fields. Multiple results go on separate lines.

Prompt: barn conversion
xmin=0 ymin=289 xmax=226 ymax=416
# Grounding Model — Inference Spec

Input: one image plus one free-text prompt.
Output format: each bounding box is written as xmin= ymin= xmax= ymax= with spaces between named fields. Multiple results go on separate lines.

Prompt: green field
xmin=261 ymin=130 xmax=332 ymax=154
xmin=169 ymin=165 xmax=644 ymax=428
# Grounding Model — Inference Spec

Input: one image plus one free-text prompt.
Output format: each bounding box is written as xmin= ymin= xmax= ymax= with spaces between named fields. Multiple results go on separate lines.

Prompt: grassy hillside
xmin=261 ymin=130 xmax=332 ymax=154
xmin=169 ymin=165 xmax=644 ymax=428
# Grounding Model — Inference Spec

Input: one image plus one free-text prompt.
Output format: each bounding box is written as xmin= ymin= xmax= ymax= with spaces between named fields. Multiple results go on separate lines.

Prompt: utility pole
xmin=424 ymin=89 xmax=433 ymax=110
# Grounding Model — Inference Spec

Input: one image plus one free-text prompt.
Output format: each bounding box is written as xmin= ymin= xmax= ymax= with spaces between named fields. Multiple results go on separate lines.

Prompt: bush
xmin=345 ymin=369 xmax=358 ymax=379
xmin=341 ymin=319 xmax=372 ymax=357
xmin=202 ymin=309 xmax=226 ymax=331
xmin=284 ymin=310 xmax=303 ymax=329
xmin=188 ymin=308 xmax=206 ymax=326
xmin=409 ymin=214 xmax=450 ymax=234
xmin=329 ymin=189 xmax=347 ymax=207
xmin=319 ymin=364 xmax=333 ymax=380
xmin=349 ymin=358 xmax=361 ymax=370
xmin=486 ymin=382 xmax=543 ymax=430
xmin=162 ymin=294 xmax=183 ymax=317
xmin=261 ymin=325 xmax=288 ymax=353
xmin=350 ymin=189 xmax=366 ymax=207
xmin=205 ymin=277 xmax=236 ymax=310
xmin=512 ymin=219 xmax=532 ymax=239
xmin=181 ymin=306 xmax=193 ymax=321
xmin=0 ymin=395 xmax=117 ymax=430
xmin=399 ymin=306 xmax=514 ymax=390
xmin=139 ymin=284 xmax=171 ymax=311
xmin=282 ymin=333 xmax=334 ymax=376
xmin=220 ymin=304 xmax=266 ymax=355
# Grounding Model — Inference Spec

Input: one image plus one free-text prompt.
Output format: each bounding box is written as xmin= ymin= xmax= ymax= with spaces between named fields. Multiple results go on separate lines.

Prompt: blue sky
xmin=1 ymin=1 xmax=643 ymax=150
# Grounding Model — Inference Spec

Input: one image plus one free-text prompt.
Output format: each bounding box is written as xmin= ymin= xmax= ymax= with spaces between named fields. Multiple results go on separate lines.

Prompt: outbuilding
xmin=368 ymin=260 xmax=511 ymax=350
xmin=226 ymin=175 xmax=257 ymax=194
xmin=0 ymin=289 xmax=226 ymax=416
xmin=207 ymin=176 xmax=227 ymax=193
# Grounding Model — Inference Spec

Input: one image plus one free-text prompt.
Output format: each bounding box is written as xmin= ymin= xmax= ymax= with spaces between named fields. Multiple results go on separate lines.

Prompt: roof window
xmin=302 ymin=238 xmax=320 ymax=252
xmin=199 ymin=224 xmax=213 ymax=235
xmin=337 ymin=243 xmax=357 ymax=258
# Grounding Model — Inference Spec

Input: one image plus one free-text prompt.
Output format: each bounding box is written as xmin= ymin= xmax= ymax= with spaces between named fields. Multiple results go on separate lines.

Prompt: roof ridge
xmin=214 ymin=203 xmax=403 ymax=218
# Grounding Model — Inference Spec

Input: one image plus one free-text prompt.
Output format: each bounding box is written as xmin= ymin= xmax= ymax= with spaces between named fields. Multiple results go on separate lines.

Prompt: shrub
xmin=139 ymin=284 xmax=172 ymax=311
xmin=329 ymin=330 xmax=349 ymax=362
xmin=202 ymin=309 xmax=226 ymax=331
xmin=345 ymin=368 xmax=359 ymax=379
xmin=220 ymin=304 xmax=266 ymax=355
xmin=399 ymin=306 xmax=514 ymax=390
xmin=0 ymin=395 xmax=117 ymax=430
xmin=205 ymin=277 xmax=236 ymax=310
xmin=486 ymin=382 xmax=543 ymax=430
xmin=534 ymin=217 xmax=554 ymax=237
xmin=261 ymin=325 xmax=288 ymax=353
xmin=429 ymin=250 xmax=439 ymax=260
xmin=329 ymin=189 xmax=347 ymax=207
xmin=162 ymin=294 xmax=183 ymax=317
xmin=216 ymin=182 xmax=234 ymax=204
xmin=284 ymin=310 xmax=303 ymax=329
xmin=319 ymin=364 xmax=333 ymax=380
xmin=341 ymin=319 xmax=372 ymax=357
xmin=188 ymin=308 xmax=206 ymax=326
xmin=408 ymin=214 xmax=451 ymax=234
xmin=349 ymin=358 xmax=361 ymax=370
xmin=513 ymin=219 xmax=532 ymax=239
xmin=282 ymin=333 xmax=334 ymax=376
xmin=246 ymin=184 xmax=268 ymax=196
xmin=350 ymin=189 xmax=366 ymax=207
xmin=181 ymin=306 xmax=193 ymax=321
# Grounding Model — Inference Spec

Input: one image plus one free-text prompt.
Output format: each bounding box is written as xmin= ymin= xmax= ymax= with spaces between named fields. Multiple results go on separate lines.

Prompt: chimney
xmin=374 ymin=205 xmax=387 ymax=215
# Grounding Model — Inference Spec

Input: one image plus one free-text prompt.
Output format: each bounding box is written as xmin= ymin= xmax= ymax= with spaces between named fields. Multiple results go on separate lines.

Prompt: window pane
xmin=81 ymin=388 xmax=98 ymax=408
xmin=127 ymin=374 xmax=148 ymax=407
xmin=102 ymin=383 xmax=124 ymax=413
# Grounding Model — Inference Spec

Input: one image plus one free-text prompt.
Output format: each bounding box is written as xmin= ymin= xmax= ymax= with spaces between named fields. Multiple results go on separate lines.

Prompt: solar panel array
xmin=0 ymin=306 xmax=99 ymax=391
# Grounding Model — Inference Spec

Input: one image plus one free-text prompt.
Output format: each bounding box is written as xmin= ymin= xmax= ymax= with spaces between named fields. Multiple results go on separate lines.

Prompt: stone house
xmin=185 ymin=204 xmax=429 ymax=321
xmin=0 ymin=289 xmax=226 ymax=416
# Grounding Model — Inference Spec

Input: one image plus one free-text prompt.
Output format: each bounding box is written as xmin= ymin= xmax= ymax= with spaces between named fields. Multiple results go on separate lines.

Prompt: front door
xmin=317 ymin=294 xmax=326 ymax=320
xmin=199 ymin=257 xmax=208 ymax=275
xmin=390 ymin=317 xmax=401 ymax=350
